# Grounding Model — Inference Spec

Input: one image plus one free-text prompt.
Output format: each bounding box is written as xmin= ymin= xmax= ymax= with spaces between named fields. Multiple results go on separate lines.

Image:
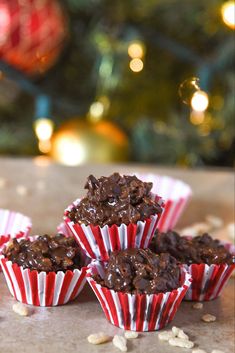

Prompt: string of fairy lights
xmin=0 ymin=1 xmax=234 ymax=164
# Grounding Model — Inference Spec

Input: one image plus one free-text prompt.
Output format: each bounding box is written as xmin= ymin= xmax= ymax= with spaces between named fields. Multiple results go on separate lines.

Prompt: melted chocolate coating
xmin=3 ymin=234 xmax=83 ymax=272
xmin=67 ymin=173 xmax=162 ymax=227
xmin=149 ymin=231 xmax=234 ymax=265
xmin=94 ymin=248 xmax=180 ymax=294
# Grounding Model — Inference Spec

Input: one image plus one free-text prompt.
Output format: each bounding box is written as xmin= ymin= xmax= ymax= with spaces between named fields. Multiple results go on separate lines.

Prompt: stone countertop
xmin=0 ymin=275 xmax=234 ymax=353
xmin=0 ymin=157 xmax=234 ymax=234
xmin=0 ymin=157 xmax=234 ymax=353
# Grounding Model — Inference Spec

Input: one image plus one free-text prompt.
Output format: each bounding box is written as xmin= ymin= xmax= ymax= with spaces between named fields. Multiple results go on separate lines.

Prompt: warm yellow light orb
xmin=52 ymin=133 xmax=86 ymax=166
xmin=190 ymin=111 xmax=205 ymax=125
xmin=191 ymin=91 xmax=209 ymax=112
xmin=221 ymin=1 xmax=235 ymax=29
xmin=38 ymin=139 xmax=51 ymax=154
xmin=128 ymin=42 xmax=144 ymax=59
xmin=89 ymin=101 xmax=104 ymax=120
xmin=129 ymin=58 xmax=144 ymax=72
xmin=34 ymin=118 xmax=54 ymax=141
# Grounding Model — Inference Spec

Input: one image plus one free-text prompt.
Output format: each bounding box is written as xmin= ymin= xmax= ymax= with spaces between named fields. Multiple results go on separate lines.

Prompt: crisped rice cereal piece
xmin=124 ymin=331 xmax=138 ymax=339
xmin=158 ymin=331 xmax=175 ymax=341
xmin=12 ymin=302 xmax=30 ymax=316
xmin=169 ymin=337 xmax=194 ymax=349
xmin=193 ymin=302 xmax=203 ymax=309
xmin=201 ymin=314 xmax=216 ymax=322
xmin=172 ymin=326 xmax=189 ymax=340
xmin=113 ymin=335 xmax=127 ymax=352
xmin=87 ymin=332 xmax=110 ymax=345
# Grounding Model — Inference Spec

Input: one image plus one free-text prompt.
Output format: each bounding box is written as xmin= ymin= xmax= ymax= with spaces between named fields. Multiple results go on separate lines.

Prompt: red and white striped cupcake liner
xmin=86 ymin=261 xmax=192 ymax=331
xmin=57 ymin=222 xmax=91 ymax=267
xmin=183 ymin=242 xmax=235 ymax=301
xmin=0 ymin=208 xmax=32 ymax=250
xmin=64 ymin=198 xmax=162 ymax=261
xmin=0 ymin=236 xmax=87 ymax=306
xmin=0 ymin=209 xmax=32 ymax=272
xmin=57 ymin=221 xmax=74 ymax=238
xmin=136 ymin=174 xmax=192 ymax=232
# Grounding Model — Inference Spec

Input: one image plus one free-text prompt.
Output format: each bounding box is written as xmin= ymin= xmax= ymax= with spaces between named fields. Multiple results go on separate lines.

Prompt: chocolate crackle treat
xmin=150 ymin=231 xmax=235 ymax=301
xmin=149 ymin=231 xmax=234 ymax=265
xmin=67 ymin=173 xmax=162 ymax=227
xmin=1 ymin=234 xmax=88 ymax=306
xmin=3 ymin=234 xmax=83 ymax=272
xmin=94 ymin=248 xmax=180 ymax=294
xmin=86 ymin=250 xmax=191 ymax=331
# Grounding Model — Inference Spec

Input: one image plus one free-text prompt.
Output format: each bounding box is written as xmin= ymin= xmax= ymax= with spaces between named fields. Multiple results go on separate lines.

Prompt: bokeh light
xmin=0 ymin=3 xmax=10 ymax=45
xmin=129 ymin=58 xmax=144 ymax=72
xmin=128 ymin=41 xmax=145 ymax=59
xmin=34 ymin=118 xmax=54 ymax=141
xmin=191 ymin=90 xmax=209 ymax=112
xmin=38 ymin=139 xmax=51 ymax=154
xmin=51 ymin=133 xmax=86 ymax=166
xmin=178 ymin=77 xmax=201 ymax=105
xmin=190 ymin=111 xmax=205 ymax=125
xmin=89 ymin=101 xmax=104 ymax=121
xmin=221 ymin=1 xmax=235 ymax=29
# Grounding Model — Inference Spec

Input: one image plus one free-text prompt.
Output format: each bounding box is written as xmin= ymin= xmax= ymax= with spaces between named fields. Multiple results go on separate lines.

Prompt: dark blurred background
xmin=0 ymin=0 xmax=234 ymax=167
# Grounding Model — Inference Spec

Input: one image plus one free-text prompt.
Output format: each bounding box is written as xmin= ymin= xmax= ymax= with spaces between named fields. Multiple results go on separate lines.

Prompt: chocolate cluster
xmin=67 ymin=173 xmax=162 ymax=227
xmin=94 ymin=248 xmax=180 ymax=294
xmin=3 ymin=234 xmax=83 ymax=272
xmin=149 ymin=231 xmax=234 ymax=265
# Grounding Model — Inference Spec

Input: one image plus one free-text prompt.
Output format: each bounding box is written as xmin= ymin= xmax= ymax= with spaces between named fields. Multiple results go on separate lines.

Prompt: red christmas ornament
xmin=0 ymin=0 xmax=67 ymax=75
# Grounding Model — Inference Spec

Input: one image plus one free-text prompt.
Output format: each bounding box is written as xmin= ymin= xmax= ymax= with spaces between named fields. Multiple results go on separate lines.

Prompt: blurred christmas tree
xmin=0 ymin=0 xmax=234 ymax=166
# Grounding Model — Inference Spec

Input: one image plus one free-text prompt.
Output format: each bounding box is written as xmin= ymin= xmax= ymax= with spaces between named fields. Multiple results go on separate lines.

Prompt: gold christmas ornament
xmin=50 ymin=119 xmax=129 ymax=166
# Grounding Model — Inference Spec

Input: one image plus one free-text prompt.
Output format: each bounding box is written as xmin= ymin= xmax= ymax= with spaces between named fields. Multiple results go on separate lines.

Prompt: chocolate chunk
xmin=3 ymin=234 xmax=83 ymax=272
xmin=149 ymin=231 xmax=234 ymax=265
xmin=93 ymin=248 xmax=180 ymax=294
xmin=67 ymin=173 xmax=162 ymax=227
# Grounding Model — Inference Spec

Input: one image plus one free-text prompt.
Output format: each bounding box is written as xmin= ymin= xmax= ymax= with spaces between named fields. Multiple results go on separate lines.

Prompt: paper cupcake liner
xmin=64 ymin=198 xmax=162 ymax=261
xmin=183 ymin=242 xmax=235 ymax=301
xmin=86 ymin=261 xmax=191 ymax=331
xmin=0 ymin=209 xmax=32 ymax=248
xmin=136 ymin=174 xmax=192 ymax=232
xmin=57 ymin=222 xmax=91 ymax=267
xmin=0 ymin=236 xmax=87 ymax=306
xmin=57 ymin=221 xmax=74 ymax=238
xmin=0 ymin=209 xmax=32 ymax=271
xmin=0 ymin=256 xmax=87 ymax=306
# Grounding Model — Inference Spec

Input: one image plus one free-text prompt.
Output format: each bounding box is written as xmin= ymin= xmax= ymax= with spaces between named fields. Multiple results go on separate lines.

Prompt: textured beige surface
xmin=0 ymin=157 xmax=234 ymax=353
xmin=0 ymin=276 xmax=234 ymax=353
xmin=0 ymin=157 xmax=234 ymax=234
